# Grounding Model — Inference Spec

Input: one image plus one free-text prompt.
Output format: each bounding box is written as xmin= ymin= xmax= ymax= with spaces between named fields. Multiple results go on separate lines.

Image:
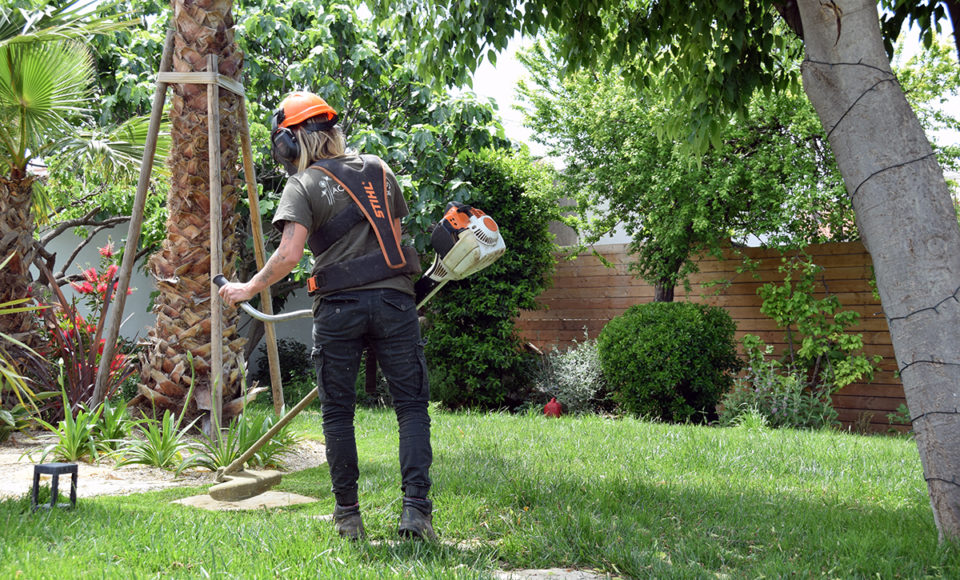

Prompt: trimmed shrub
xmin=597 ymin=302 xmax=741 ymax=423
xmin=424 ymin=148 xmax=559 ymax=409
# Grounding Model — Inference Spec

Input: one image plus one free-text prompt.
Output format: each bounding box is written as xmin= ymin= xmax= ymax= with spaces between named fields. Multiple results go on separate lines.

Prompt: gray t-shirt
xmin=272 ymin=153 xmax=415 ymax=302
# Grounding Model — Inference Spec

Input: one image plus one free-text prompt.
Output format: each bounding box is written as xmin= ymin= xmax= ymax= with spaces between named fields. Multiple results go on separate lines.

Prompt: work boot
xmin=333 ymin=503 xmax=365 ymax=540
xmin=398 ymin=497 xmax=437 ymax=540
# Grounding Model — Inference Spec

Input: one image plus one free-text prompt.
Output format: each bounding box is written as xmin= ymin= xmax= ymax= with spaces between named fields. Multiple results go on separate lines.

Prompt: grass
xmin=1 ymin=406 xmax=957 ymax=579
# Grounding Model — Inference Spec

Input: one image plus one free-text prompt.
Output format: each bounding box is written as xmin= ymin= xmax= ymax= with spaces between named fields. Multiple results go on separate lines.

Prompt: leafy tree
xmin=518 ymin=39 xmax=854 ymax=301
xmin=374 ymin=0 xmax=960 ymax=541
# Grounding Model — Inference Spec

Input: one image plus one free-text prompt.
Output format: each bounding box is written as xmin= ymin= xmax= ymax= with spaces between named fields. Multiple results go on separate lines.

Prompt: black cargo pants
xmin=311 ymin=287 xmax=432 ymax=506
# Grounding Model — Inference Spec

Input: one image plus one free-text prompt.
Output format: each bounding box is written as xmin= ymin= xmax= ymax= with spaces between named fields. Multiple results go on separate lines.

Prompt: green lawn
xmin=1 ymin=407 xmax=957 ymax=579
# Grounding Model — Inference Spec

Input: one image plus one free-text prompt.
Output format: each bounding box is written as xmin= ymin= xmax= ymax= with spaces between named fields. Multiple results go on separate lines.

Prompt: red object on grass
xmin=544 ymin=397 xmax=562 ymax=417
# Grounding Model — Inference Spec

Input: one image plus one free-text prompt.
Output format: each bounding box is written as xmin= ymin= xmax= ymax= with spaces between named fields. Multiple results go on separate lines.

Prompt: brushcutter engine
xmin=414 ymin=202 xmax=506 ymax=307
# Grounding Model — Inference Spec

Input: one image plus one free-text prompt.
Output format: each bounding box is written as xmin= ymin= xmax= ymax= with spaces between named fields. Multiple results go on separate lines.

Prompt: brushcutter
xmin=207 ymin=202 xmax=504 ymax=501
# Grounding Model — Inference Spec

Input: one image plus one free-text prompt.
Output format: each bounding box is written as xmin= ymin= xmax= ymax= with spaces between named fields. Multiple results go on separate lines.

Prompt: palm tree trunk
xmin=0 ymin=175 xmax=41 ymax=347
xmin=135 ymin=0 xmax=251 ymax=425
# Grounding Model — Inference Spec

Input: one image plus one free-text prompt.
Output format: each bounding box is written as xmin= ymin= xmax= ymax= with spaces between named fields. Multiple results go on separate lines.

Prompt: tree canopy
xmin=518 ymin=34 xmax=959 ymax=299
xmin=519 ymin=38 xmax=856 ymax=299
xmin=374 ymin=1 xmax=958 ymax=153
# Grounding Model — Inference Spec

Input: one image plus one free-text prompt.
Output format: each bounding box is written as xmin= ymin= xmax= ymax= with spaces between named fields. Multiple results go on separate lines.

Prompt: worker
xmin=218 ymin=91 xmax=435 ymax=541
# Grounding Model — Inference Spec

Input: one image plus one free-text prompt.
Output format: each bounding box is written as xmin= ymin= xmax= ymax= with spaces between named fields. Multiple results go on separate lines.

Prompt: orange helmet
xmin=273 ymin=91 xmax=338 ymax=129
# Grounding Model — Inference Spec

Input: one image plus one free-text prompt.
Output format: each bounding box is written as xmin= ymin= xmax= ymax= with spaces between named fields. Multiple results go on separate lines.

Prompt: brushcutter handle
xmin=212 ymin=274 xmax=312 ymax=322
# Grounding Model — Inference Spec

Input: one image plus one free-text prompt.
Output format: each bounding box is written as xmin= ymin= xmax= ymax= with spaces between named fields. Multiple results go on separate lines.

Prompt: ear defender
xmin=270 ymin=108 xmax=300 ymax=165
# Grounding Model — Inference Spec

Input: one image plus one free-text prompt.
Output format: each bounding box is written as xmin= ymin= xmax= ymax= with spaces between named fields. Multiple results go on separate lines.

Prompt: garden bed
xmin=0 ymin=431 xmax=326 ymax=500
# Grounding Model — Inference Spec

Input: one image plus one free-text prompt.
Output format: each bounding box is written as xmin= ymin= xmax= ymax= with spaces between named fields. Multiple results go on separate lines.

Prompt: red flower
xmin=110 ymin=354 xmax=126 ymax=371
xmin=83 ymin=267 xmax=97 ymax=283
xmin=105 ymin=264 xmax=118 ymax=280
xmin=99 ymin=243 xmax=115 ymax=258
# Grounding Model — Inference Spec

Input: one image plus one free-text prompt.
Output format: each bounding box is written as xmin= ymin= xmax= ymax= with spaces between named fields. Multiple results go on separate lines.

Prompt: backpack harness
xmin=305 ymin=155 xmax=420 ymax=296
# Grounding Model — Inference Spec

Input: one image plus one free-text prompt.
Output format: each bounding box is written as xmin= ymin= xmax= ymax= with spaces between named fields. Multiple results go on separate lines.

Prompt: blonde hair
xmin=295 ymin=125 xmax=347 ymax=173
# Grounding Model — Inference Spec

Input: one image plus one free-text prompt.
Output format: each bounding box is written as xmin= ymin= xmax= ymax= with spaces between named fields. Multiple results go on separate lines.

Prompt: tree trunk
xmin=796 ymin=0 xmax=960 ymax=542
xmin=653 ymin=281 xmax=675 ymax=302
xmin=0 ymin=175 xmax=41 ymax=348
xmin=135 ymin=0 xmax=252 ymax=425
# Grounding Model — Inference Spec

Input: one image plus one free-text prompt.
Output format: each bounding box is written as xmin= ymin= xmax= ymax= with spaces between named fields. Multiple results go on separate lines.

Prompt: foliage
xmin=116 ymin=353 xmax=197 ymax=471
xmin=729 ymin=406 xmax=770 ymax=432
xmin=117 ymin=408 xmax=198 ymax=472
xmin=36 ymin=384 xmax=103 ymax=463
xmin=894 ymin=39 xmax=960 ymax=181
xmin=757 ymin=253 xmax=880 ymax=393
xmin=532 ymin=334 xmax=607 ymax=414
xmin=0 ymin=402 xmax=34 ymax=443
xmin=423 ymin=148 xmax=559 ymax=409
xmin=597 ymin=302 xmax=741 ymax=423
xmin=519 ymin=41 xmax=855 ymax=297
xmin=0 ymin=255 xmax=49 ymax=414
xmin=0 ymin=1 xmax=138 ymax=176
xmin=719 ymin=337 xmax=841 ymax=431
xmin=92 ymin=397 xmax=137 ymax=452
xmin=39 ymin=271 xmax=136 ymax=416
xmin=888 ymin=403 xmax=913 ymax=428
xmin=374 ymin=1 xmax=953 ymax=155
xmin=252 ymin=338 xmax=315 ymax=406
xmin=375 ymin=1 xmax=801 ymax=155
xmin=879 ymin=0 xmax=960 ymax=61
xmin=187 ymin=410 xmax=301 ymax=471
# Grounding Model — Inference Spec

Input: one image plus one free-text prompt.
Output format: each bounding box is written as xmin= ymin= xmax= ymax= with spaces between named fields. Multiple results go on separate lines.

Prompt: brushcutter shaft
xmin=216 ymin=387 xmax=319 ymax=481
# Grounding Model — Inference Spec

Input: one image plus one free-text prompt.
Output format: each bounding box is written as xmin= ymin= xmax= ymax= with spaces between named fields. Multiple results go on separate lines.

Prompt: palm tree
xmin=135 ymin=0 xmax=249 ymax=426
xmin=0 ymin=3 xmax=103 ymax=347
xmin=0 ymin=0 xmax=149 ymax=362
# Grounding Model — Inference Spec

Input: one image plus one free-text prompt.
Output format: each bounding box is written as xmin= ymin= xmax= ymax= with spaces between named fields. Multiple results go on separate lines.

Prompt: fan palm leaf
xmin=0 ymin=1 xmax=133 ymax=48
xmin=0 ymin=39 xmax=93 ymax=173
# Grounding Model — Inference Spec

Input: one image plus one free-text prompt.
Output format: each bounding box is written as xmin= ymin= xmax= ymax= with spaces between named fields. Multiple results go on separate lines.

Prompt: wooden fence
xmin=515 ymin=241 xmax=906 ymax=433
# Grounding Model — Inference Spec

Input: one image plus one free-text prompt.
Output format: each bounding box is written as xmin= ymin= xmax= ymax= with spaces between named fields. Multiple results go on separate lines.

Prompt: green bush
xmin=424 ymin=149 xmax=559 ymax=409
xmin=597 ymin=302 xmax=741 ymax=423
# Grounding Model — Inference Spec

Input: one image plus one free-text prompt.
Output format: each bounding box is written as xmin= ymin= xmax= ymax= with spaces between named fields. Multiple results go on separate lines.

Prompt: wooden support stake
xmin=238 ymin=98 xmax=286 ymax=414
xmin=93 ymin=28 xmax=175 ymax=406
xmin=207 ymin=54 xmax=224 ymax=431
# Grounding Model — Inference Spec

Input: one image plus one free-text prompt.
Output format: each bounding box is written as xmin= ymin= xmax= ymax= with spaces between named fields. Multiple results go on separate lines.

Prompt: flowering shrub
xmin=69 ymin=242 xmax=133 ymax=314
xmin=39 ymin=242 xmax=138 ymax=417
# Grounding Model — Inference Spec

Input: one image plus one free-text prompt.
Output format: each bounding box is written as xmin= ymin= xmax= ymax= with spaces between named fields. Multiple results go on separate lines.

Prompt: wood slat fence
xmin=515 ymin=241 xmax=906 ymax=433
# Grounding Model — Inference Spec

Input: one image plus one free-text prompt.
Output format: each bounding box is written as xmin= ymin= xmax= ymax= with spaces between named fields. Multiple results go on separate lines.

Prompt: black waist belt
xmin=306 ymin=247 xmax=421 ymax=296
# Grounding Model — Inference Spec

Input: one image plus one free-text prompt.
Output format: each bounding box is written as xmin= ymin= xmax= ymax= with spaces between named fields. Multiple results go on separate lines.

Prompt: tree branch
xmin=39 ymin=211 xmax=130 ymax=246
xmin=773 ymin=0 xmax=804 ymax=39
